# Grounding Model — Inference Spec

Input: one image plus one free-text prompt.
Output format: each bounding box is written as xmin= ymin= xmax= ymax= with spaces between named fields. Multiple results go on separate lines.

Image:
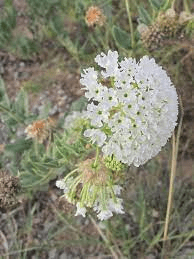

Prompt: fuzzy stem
xmin=93 ymin=146 xmax=100 ymax=168
xmin=125 ymin=0 xmax=134 ymax=48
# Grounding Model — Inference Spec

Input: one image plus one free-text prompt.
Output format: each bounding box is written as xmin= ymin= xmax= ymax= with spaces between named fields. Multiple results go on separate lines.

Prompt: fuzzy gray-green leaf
xmin=112 ymin=25 xmax=131 ymax=50
xmin=138 ymin=5 xmax=152 ymax=25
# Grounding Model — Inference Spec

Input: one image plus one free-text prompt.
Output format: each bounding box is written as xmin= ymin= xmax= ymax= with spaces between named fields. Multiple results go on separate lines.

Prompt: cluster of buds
xmin=85 ymin=6 xmax=106 ymax=27
xmin=0 ymin=171 xmax=20 ymax=211
xmin=56 ymin=156 xmax=124 ymax=220
xmin=139 ymin=8 xmax=193 ymax=51
xmin=25 ymin=117 xmax=55 ymax=143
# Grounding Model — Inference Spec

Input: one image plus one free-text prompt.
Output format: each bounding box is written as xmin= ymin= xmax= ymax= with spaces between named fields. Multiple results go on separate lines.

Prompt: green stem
xmin=63 ymin=168 xmax=78 ymax=183
xmin=93 ymin=146 xmax=100 ymax=168
xmin=125 ymin=0 xmax=134 ymax=49
xmin=171 ymin=0 xmax=176 ymax=9
xmin=95 ymin=27 xmax=108 ymax=51
xmin=162 ymin=0 xmax=175 ymax=10
xmin=183 ymin=0 xmax=190 ymax=13
xmin=68 ymin=175 xmax=82 ymax=200
xmin=34 ymin=138 xmax=39 ymax=158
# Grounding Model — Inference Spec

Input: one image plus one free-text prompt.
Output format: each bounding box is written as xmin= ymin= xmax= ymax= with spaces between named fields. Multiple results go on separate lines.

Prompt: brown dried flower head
xmin=139 ymin=8 xmax=188 ymax=51
xmin=25 ymin=117 xmax=54 ymax=143
xmin=78 ymin=157 xmax=109 ymax=186
xmin=85 ymin=6 xmax=106 ymax=27
xmin=0 ymin=171 xmax=20 ymax=211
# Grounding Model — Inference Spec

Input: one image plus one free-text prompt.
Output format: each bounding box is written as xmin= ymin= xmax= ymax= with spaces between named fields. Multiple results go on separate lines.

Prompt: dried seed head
xmin=85 ymin=6 xmax=106 ymax=27
xmin=165 ymin=8 xmax=176 ymax=18
xmin=140 ymin=8 xmax=187 ymax=50
xmin=78 ymin=157 xmax=109 ymax=185
xmin=25 ymin=117 xmax=54 ymax=143
xmin=179 ymin=11 xmax=194 ymax=24
xmin=0 ymin=171 xmax=20 ymax=211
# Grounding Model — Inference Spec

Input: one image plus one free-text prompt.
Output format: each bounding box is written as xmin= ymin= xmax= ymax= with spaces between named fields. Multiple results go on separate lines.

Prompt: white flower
xmin=95 ymin=50 xmax=119 ymax=78
xmin=75 ymin=202 xmax=87 ymax=217
xmin=56 ymin=179 xmax=67 ymax=189
xmin=97 ymin=210 xmax=113 ymax=220
xmin=108 ymin=198 xmax=124 ymax=214
xmin=84 ymin=129 xmax=107 ymax=146
xmin=85 ymin=103 xmax=109 ymax=127
xmin=80 ymin=51 xmax=178 ymax=167
xmin=56 ymin=177 xmax=74 ymax=194
xmin=113 ymin=185 xmax=123 ymax=195
xmin=101 ymin=88 xmax=118 ymax=109
xmin=80 ymin=68 xmax=105 ymax=101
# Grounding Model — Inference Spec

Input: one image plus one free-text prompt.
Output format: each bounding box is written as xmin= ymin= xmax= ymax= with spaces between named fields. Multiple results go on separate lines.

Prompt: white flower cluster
xmin=80 ymin=50 xmax=178 ymax=167
xmin=74 ymin=184 xmax=124 ymax=221
xmin=56 ymin=178 xmax=124 ymax=221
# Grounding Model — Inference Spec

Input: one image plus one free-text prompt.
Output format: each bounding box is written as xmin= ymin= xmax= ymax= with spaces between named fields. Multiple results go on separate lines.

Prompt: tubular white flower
xmin=85 ymin=103 xmax=109 ymax=127
xmin=81 ymin=50 xmax=178 ymax=167
xmin=95 ymin=50 xmax=119 ymax=78
xmin=75 ymin=202 xmax=87 ymax=217
xmin=108 ymin=198 xmax=125 ymax=214
xmin=56 ymin=179 xmax=67 ymax=189
xmin=113 ymin=185 xmax=123 ymax=195
xmin=56 ymin=177 xmax=74 ymax=194
xmin=84 ymin=129 xmax=107 ymax=146
xmin=97 ymin=210 xmax=113 ymax=221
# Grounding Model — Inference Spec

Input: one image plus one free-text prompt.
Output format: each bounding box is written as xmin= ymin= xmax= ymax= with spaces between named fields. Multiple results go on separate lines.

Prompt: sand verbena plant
xmin=56 ymin=50 xmax=178 ymax=221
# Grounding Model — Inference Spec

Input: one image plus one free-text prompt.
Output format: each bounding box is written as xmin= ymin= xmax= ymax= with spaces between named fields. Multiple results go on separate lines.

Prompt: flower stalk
xmin=125 ymin=0 xmax=134 ymax=48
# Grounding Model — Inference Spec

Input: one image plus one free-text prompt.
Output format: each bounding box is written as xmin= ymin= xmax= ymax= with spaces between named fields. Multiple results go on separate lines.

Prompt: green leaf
xmin=49 ymin=15 xmax=64 ymax=36
xmin=0 ymin=77 xmax=10 ymax=107
xmin=14 ymin=89 xmax=29 ymax=119
xmin=138 ymin=5 xmax=152 ymax=25
xmin=5 ymin=138 xmax=32 ymax=153
xmin=70 ymin=96 xmax=87 ymax=112
xmin=112 ymin=25 xmax=131 ymax=50
xmin=58 ymin=33 xmax=78 ymax=56
xmin=148 ymin=0 xmax=163 ymax=10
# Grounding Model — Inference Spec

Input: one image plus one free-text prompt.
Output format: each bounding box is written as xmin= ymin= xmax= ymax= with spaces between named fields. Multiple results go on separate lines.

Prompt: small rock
xmin=58 ymin=89 xmax=65 ymax=96
xmin=19 ymin=62 xmax=25 ymax=68
xmin=49 ymin=248 xmax=57 ymax=259
xmin=14 ymin=72 xmax=19 ymax=80
xmin=152 ymin=209 xmax=159 ymax=218
xmin=59 ymin=252 xmax=69 ymax=259
xmin=145 ymin=254 xmax=156 ymax=259
xmin=49 ymin=105 xmax=58 ymax=116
